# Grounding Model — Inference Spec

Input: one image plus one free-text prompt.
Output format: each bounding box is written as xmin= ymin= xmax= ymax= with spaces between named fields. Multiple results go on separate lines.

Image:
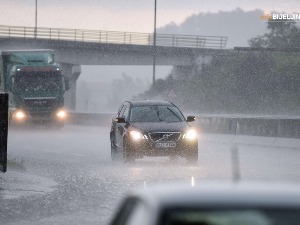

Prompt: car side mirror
xmin=187 ymin=116 xmax=195 ymax=122
xmin=115 ymin=117 xmax=126 ymax=123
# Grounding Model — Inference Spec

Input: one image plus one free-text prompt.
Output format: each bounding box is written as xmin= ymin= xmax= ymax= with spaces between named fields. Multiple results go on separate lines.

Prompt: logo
xmin=33 ymin=100 xmax=47 ymax=105
xmin=260 ymin=13 xmax=300 ymax=21
xmin=157 ymin=133 xmax=173 ymax=142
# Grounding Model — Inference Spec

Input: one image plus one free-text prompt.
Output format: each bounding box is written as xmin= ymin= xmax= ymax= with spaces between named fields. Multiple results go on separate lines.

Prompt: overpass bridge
xmin=0 ymin=25 xmax=228 ymax=109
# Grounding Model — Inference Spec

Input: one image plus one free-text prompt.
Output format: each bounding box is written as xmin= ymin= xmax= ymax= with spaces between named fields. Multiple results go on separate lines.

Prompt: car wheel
xmin=186 ymin=150 xmax=198 ymax=165
xmin=123 ymin=138 xmax=135 ymax=163
xmin=111 ymin=141 xmax=118 ymax=161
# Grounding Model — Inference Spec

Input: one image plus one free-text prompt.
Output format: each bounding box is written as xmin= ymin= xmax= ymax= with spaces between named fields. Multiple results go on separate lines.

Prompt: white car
xmin=110 ymin=182 xmax=300 ymax=225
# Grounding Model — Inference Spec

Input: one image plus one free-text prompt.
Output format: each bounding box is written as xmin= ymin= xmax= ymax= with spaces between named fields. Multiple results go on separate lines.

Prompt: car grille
xmin=148 ymin=132 xmax=181 ymax=142
xmin=24 ymin=97 xmax=57 ymax=109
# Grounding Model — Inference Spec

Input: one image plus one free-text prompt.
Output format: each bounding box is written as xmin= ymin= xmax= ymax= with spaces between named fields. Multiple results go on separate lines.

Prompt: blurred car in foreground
xmin=110 ymin=182 xmax=300 ymax=225
xmin=110 ymin=100 xmax=198 ymax=163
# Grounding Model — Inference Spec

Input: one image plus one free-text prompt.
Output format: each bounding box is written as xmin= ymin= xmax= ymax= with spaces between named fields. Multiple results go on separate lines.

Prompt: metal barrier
xmin=0 ymin=93 xmax=8 ymax=173
xmin=67 ymin=112 xmax=300 ymax=139
xmin=197 ymin=116 xmax=300 ymax=139
xmin=0 ymin=25 xmax=227 ymax=49
xmin=67 ymin=112 xmax=114 ymax=126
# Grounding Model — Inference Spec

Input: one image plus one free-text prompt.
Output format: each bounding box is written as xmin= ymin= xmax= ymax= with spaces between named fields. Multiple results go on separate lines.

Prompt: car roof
xmin=127 ymin=182 xmax=300 ymax=209
xmin=127 ymin=100 xmax=174 ymax=107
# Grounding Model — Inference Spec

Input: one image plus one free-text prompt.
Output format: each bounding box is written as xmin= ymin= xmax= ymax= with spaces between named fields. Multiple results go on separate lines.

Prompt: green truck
xmin=0 ymin=49 xmax=69 ymax=127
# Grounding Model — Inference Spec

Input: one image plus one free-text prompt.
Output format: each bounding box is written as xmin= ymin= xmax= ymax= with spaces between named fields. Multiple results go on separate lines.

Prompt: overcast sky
xmin=1 ymin=0 xmax=299 ymax=33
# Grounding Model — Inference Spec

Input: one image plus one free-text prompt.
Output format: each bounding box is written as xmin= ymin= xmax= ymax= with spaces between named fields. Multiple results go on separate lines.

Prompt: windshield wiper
xmin=166 ymin=107 xmax=182 ymax=122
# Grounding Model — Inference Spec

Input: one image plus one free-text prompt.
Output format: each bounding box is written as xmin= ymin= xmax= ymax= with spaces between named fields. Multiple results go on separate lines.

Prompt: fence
xmin=0 ymin=25 xmax=227 ymax=49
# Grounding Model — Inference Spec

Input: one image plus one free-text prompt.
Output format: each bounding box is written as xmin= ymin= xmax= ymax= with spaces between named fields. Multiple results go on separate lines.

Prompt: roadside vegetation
xmin=140 ymin=20 xmax=300 ymax=115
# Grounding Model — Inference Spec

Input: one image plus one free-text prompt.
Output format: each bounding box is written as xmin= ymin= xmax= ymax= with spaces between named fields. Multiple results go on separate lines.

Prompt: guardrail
xmin=67 ymin=112 xmax=300 ymax=139
xmin=0 ymin=25 xmax=227 ymax=49
xmin=197 ymin=116 xmax=300 ymax=139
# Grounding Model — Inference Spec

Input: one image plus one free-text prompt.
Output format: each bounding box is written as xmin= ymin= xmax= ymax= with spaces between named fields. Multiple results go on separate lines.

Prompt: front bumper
xmin=10 ymin=109 xmax=67 ymax=126
xmin=126 ymin=138 xmax=198 ymax=158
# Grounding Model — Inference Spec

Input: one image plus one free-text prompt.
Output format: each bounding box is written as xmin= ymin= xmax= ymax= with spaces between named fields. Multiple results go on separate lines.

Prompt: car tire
xmin=123 ymin=138 xmax=135 ymax=163
xmin=111 ymin=142 xmax=118 ymax=161
xmin=186 ymin=150 xmax=198 ymax=165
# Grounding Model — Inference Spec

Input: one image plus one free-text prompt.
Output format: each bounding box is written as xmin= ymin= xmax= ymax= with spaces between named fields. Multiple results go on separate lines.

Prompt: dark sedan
xmin=110 ymin=100 xmax=198 ymax=163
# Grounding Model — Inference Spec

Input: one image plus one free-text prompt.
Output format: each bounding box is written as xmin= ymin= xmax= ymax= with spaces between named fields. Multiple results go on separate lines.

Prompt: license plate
xmin=155 ymin=142 xmax=176 ymax=148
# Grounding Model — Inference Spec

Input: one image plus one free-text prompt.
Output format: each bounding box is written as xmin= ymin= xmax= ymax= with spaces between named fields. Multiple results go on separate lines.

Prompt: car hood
xmin=129 ymin=122 xmax=191 ymax=134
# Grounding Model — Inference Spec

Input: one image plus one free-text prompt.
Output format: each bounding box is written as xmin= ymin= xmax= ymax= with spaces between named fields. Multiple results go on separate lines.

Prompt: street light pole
xmin=35 ymin=0 xmax=37 ymax=38
xmin=152 ymin=0 xmax=157 ymax=85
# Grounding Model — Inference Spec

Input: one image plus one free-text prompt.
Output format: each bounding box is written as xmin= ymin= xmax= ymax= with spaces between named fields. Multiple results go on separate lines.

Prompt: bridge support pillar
xmin=60 ymin=63 xmax=81 ymax=110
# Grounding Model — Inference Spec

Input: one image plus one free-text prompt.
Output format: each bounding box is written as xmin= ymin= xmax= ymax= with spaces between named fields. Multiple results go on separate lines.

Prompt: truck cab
xmin=0 ymin=50 xmax=69 ymax=127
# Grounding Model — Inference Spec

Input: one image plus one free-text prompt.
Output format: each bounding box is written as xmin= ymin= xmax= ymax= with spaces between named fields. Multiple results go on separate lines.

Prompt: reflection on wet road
xmin=1 ymin=125 xmax=300 ymax=225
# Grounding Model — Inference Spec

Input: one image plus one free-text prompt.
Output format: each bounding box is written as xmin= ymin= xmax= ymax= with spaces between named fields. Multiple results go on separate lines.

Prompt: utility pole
xmin=35 ymin=0 xmax=37 ymax=38
xmin=152 ymin=0 xmax=157 ymax=85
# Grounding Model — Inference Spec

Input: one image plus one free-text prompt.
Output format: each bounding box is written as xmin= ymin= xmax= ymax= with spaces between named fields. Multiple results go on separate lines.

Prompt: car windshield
xmin=130 ymin=105 xmax=185 ymax=123
xmin=163 ymin=209 xmax=300 ymax=225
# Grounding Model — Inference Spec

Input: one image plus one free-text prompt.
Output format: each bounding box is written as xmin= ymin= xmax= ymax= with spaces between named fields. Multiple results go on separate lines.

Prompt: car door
xmin=115 ymin=103 xmax=130 ymax=149
xmin=111 ymin=104 xmax=126 ymax=148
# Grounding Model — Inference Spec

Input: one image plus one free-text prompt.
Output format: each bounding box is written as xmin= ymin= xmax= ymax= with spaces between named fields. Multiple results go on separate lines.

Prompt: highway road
xmin=1 ymin=125 xmax=300 ymax=225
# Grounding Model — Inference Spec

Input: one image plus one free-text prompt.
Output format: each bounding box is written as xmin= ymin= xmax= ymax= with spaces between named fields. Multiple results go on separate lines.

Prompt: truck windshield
xmin=15 ymin=71 xmax=61 ymax=92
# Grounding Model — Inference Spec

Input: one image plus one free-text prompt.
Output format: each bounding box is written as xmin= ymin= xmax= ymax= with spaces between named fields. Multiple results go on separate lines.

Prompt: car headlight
xmin=129 ymin=130 xmax=145 ymax=141
xmin=56 ymin=110 xmax=66 ymax=118
xmin=14 ymin=110 xmax=26 ymax=120
xmin=183 ymin=129 xmax=197 ymax=140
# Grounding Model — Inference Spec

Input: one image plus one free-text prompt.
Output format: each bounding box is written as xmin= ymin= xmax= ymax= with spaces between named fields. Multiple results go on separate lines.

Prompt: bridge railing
xmin=0 ymin=25 xmax=227 ymax=49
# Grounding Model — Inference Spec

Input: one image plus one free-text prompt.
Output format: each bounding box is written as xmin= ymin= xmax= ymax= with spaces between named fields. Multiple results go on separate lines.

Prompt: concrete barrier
xmin=67 ymin=112 xmax=114 ymax=127
xmin=67 ymin=112 xmax=300 ymax=139
xmin=196 ymin=116 xmax=300 ymax=139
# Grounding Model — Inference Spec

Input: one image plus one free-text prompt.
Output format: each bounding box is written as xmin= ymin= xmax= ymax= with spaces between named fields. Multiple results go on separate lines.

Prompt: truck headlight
xmin=15 ymin=110 xmax=26 ymax=120
xmin=129 ymin=130 xmax=145 ymax=141
xmin=56 ymin=110 xmax=66 ymax=118
xmin=183 ymin=129 xmax=197 ymax=140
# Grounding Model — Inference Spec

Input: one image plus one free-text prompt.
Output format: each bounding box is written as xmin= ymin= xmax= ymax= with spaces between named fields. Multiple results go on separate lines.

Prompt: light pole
xmin=35 ymin=0 xmax=37 ymax=38
xmin=152 ymin=0 xmax=157 ymax=85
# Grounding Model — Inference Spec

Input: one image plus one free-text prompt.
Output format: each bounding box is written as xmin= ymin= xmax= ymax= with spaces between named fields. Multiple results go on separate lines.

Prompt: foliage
xmin=107 ymin=73 xmax=150 ymax=110
xmin=249 ymin=20 xmax=300 ymax=48
xmin=141 ymin=20 xmax=300 ymax=115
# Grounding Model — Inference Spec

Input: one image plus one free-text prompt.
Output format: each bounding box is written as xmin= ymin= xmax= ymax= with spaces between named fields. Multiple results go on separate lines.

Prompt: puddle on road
xmin=0 ymin=170 xmax=58 ymax=200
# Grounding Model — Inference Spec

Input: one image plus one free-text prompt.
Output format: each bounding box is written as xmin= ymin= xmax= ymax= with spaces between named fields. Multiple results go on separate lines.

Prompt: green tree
xmin=249 ymin=20 xmax=300 ymax=48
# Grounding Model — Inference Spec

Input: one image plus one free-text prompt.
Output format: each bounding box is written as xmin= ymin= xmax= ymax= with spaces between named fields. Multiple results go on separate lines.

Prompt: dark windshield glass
xmin=15 ymin=71 xmax=61 ymax=92
xmin=130 ymin=105 xmax=185 ymax=122
xmin=163 ymin=209 xmax=300 ymax=225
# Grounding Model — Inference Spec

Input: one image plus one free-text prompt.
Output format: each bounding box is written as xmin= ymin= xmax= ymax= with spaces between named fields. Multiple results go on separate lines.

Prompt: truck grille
xmin=24 ymin=97 xmax=57 ymax=108
xmin=148 ymin=132 xmax=181 ymax=142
